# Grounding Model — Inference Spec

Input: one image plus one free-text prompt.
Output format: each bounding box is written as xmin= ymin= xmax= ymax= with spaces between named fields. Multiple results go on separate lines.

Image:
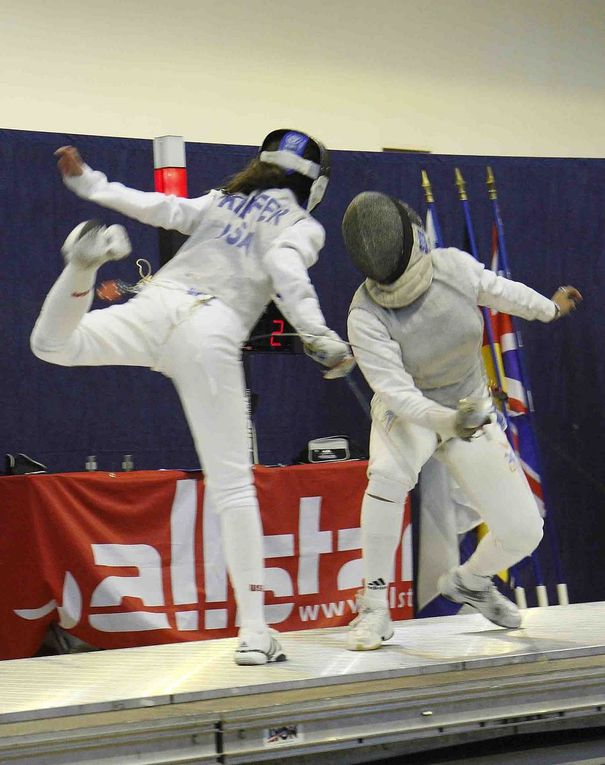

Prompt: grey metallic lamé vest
xmin=349 ymin=250 xmax=487 ymax=408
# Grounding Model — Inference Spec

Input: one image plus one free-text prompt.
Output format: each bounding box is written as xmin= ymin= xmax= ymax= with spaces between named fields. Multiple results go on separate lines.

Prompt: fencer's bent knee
xmin=366 ymin=475 xmax=409 ymax=506
xmin=496 ymin=510 xmax=543 ymax=558
xmin=520 ymin=511 xmax=544 ymax=553
xmin=30 ymin=326 xmax=75 ymax=366
xmin=30 ymin=325 xmax=61 ymax=363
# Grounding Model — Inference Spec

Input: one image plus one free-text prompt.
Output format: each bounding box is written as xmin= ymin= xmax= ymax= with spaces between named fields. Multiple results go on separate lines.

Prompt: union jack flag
xmin=481 ymin=225 xmax=546 ymax=518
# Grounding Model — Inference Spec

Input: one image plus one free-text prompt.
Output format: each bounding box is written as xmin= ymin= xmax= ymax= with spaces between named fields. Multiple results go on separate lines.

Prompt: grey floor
xmin=2 ymin=601 xmax=605 ymax=724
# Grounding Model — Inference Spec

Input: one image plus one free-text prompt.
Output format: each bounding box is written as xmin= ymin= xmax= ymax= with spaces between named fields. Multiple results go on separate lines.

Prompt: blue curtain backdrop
xmin=1 ymin=128 xmax=604 ymax=604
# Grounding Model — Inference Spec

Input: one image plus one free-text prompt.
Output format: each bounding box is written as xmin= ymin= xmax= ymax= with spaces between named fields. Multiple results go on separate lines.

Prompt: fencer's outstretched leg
xmin=31 ymin=221 xmax=131 ymax=363
xmin=438 ymin=423 xmax=544 ymax=629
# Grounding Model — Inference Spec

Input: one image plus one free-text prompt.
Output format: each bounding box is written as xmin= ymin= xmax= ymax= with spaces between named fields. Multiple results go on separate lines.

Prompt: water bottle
xmin=122 ymin=454 xmax=134 ymax=472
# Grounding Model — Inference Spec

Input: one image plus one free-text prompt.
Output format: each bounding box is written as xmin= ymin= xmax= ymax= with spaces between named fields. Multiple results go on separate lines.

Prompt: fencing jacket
xmin=348 ymin=247 xmax=557 ymax=438
xmin=64 ymin=166 xmax=331 ymax=338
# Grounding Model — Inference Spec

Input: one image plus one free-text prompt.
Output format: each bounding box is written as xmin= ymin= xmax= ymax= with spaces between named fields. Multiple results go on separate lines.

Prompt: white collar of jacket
xmin=365 ymin=245 xmax=434 ymax=309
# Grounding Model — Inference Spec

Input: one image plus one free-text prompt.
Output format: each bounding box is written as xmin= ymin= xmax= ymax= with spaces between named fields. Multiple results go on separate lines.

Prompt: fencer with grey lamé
xmin=342 ymin=190 xmax=580 ymax=650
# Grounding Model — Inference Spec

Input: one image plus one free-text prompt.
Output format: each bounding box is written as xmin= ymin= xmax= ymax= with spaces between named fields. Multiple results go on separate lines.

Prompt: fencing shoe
xmin=346 ymin=593 xmax=394 ymax=651
xmin=234 ymin=628 xmax=287 ymax=665
xmin=61 ymin=220 xmax=131 ymax=270
xmin=438 ymin=568 xmax=522 ymax=629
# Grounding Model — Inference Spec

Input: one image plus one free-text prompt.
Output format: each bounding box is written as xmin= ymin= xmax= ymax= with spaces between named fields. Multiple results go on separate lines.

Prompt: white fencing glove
xmin=454 ymin=398 xmax=495 ymax=440
xmin=303 ymin=331 xmax=356 ymax=379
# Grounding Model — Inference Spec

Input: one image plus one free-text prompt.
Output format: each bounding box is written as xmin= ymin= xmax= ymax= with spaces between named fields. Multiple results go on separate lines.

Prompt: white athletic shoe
xmin=234 ymin=628 xmax=287 ymax=665
xmin=61 ymin=220 xmax=131 ymax=269
xmin=438 ymin=568 xmax=522 ymax=629
xmin=346 ymin=593 xmax=394 ymax=651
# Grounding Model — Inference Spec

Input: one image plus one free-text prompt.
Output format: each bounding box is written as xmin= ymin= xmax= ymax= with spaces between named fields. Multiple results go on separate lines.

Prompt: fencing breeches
xmin=362 ymin=399 xmax=543 ymax=603
xmin=31 ymin=266 xmax=267 ymax=631
xmin=439 ymin=422 xmax=543 ymax=577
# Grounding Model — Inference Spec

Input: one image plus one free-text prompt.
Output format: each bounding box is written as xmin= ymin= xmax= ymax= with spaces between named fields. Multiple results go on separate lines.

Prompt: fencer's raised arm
xmin=456 ymin=249 xmax=582 ymax=321
xmin=56 ymin=146 xmax=211 ymax=235
xmin=262 ymin=218 xmax=351 ymax=368
xmin=348 ymin=307 xmax=458 ymax=439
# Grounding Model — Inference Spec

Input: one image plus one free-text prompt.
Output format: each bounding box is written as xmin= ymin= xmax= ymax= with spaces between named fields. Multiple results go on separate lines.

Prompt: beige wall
xmin=1 ymin=0 xmax=603 ymax=156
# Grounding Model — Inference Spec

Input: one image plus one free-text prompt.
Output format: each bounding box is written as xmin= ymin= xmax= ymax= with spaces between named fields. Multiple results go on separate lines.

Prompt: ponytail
xmin=221 ymin=159 xmax=312 ymax=205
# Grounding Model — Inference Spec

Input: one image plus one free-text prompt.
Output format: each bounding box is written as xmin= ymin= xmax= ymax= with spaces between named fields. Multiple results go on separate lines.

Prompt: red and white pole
xmin=153 ymin=135 xmax=189 ymax=266
xmin=153 ymin=135 xmax=188 ymax=196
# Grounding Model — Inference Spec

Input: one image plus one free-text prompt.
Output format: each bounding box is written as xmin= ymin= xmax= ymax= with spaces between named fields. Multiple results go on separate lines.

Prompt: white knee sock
xmin=220 ymin=503 xmax=266 ymax=632
xmin=31 ymin=263 xmax=96 ymax=352
xmin=361 ymin=492 xmax=405 ymax=608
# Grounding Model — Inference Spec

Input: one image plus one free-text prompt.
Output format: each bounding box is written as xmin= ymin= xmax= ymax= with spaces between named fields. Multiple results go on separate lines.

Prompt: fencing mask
xmin=342 ymin=191 xmax=433 ymax=308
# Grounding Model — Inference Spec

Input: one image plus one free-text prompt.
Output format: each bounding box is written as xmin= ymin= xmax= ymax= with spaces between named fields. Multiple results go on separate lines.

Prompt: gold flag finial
xmin=421 ymin=170 xmax=434 ymax=204
xmin=486 ymin=166 xmax=497 ymax=200
xmin=454 ymin=168 xmax=467 ymax=201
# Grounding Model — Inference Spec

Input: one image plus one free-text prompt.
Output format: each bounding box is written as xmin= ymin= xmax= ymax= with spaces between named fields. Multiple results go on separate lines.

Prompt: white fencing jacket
xmin=65 ymin=167 xmax=333 ymax=339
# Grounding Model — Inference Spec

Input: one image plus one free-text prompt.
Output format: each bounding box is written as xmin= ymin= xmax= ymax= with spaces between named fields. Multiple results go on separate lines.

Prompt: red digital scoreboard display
xmin=245 ymin=302 xmax=302 ymax=353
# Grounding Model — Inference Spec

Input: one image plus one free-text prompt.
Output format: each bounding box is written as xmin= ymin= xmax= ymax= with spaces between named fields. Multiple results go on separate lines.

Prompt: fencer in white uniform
xmin=342 ymin=191 xmax=581 ymax=650
xmin=30 ymin=130 xmax=353 ymax=665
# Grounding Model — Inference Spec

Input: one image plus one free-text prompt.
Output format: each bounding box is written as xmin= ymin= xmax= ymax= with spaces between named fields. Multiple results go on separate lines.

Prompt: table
xmin=0 ymin=463 xmax=412 ymax=659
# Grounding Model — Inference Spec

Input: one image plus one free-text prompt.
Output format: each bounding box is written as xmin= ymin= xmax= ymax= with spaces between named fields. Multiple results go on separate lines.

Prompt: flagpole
xmin=486 ymin=167 xmax=568 ymax=606
xmin=421 ymin=170 xmax=445 ymax=248
xmin=454 ymin=169 xmax=511 ymax=429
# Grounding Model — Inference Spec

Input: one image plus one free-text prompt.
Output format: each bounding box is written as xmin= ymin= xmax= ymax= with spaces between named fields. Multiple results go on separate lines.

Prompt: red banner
xmin=0 ymin=463 xmax=412 ymax=659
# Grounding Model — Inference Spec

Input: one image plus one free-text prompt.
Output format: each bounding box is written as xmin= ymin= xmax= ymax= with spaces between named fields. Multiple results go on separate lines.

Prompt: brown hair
xmin=221 ymin=159 xmax=312 ymax=205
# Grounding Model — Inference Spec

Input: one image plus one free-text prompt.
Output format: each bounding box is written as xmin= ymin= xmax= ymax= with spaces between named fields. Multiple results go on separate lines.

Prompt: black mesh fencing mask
xmin=342 ymin=192 xmax=423 ymax=284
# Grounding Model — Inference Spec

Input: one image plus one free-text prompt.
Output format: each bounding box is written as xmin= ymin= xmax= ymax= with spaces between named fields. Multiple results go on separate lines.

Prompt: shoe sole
xmin=234 ymin=649 xmax=287 ymax=666
xmin=61 ymin=219 xmax=104 ymax=260
xmin=347 ymin=642 xmax=382 ymax=651
xmin=77 ymin=219 xmax=104 ymax=240
xmin=346 ymin=626 xmax=395 ymax=652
